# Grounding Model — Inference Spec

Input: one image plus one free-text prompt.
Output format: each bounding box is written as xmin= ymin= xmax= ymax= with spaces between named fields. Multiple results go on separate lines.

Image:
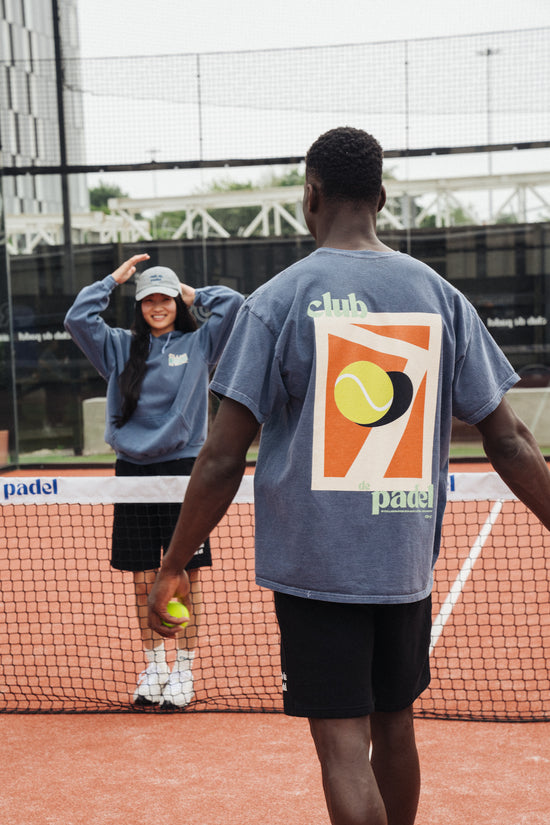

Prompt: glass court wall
xmin=1 ymin=5 xmax=550 ymax=463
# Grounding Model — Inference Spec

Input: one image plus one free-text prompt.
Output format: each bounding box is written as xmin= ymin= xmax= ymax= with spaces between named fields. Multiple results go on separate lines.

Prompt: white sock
xmin=175 ymin=649 xmax=195 ymax=669
xmin=145 ymin=644 xmax=166 ymax=666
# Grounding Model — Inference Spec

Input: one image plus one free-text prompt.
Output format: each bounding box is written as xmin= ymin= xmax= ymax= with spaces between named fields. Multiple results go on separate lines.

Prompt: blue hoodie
xmin=64 ymin=275 xmax=243 ymax=464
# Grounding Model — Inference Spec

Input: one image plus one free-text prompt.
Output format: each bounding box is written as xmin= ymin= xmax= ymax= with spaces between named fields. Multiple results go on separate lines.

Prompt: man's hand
xmin=147 ymin=398 xmax=260 ymax=636
xmin=147 ymin=568 xmax=191 ymax=638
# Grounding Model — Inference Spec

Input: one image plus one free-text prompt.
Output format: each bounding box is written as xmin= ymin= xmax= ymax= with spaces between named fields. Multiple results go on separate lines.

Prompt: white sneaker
xmin=160 ymin=664 xmax=194 ymax=709
xmin=132 ymin=661 xmax=170 ymax=706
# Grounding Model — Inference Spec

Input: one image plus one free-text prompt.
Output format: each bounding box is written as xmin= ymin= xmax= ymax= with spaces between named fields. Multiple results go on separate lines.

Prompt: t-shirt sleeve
xmin=209 ymin=304 xmax=289 ymax=423
xmin=452 ymin=303 xmax=519 ymax=425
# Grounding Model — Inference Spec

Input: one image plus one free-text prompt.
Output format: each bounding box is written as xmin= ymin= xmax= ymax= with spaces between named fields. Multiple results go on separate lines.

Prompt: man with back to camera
xmin=147 ymin=127 xmax=550 ymax=825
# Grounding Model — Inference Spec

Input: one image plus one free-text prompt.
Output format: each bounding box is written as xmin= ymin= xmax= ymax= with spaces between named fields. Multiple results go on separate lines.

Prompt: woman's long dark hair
xmin=114 ymin=294 xmax=198 ymax=428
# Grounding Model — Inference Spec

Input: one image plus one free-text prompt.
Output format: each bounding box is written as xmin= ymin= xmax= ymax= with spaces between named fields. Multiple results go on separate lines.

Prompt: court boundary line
xmin=430 ymin=499 xmax=504 ymax=652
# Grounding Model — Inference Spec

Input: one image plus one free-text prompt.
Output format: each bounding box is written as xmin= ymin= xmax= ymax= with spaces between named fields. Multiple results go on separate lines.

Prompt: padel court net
xmin=0 ymin=472 xmax=548 ymax=720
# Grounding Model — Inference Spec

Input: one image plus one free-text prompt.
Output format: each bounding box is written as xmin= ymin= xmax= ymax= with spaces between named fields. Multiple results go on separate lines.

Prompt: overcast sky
xmin=75 ymin=0 xmax=550 ymax=207
xmin=77 ymin=0 xmax=550 ymax=56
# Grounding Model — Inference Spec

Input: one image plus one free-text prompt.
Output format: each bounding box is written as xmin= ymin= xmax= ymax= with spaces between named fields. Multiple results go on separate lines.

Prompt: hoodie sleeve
xmin=64 ymin=275 xmax=129 ymax=381
xmin=193 ymin=286 xmax=244 ymax=368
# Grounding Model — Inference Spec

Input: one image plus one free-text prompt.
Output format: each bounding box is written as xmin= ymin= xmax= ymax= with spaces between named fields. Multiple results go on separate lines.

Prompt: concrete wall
xmin=82 ymin=397 xmax=113 ymax=456
xmin=506 ymin=387 xmax=550 ymax=447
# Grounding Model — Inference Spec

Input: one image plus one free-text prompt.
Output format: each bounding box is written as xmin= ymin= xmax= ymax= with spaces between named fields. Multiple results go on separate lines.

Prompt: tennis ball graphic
xmin=334 ymin=361 xmax=394 ymax=426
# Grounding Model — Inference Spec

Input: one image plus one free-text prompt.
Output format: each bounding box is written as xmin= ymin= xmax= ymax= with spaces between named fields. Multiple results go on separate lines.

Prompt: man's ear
xmin=305 ymin=181 xmax=320 ymax=213
xmin=377 ymin=185 xmax=387 ymax=213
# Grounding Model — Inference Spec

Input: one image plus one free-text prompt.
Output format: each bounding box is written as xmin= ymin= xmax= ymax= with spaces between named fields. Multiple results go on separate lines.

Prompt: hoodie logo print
xmin=168 ymin=353 xmax=188 ymax=366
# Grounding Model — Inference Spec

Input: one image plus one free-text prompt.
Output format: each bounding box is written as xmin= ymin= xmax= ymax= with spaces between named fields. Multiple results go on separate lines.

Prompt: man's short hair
xmin=305 ymin=127 xmax=383 ymax=205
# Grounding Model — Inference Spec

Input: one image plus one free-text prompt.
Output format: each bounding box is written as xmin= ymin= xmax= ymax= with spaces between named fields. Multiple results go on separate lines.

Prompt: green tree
xmin=265 ymin=167 xmax=304 ymax=187
xmin=495 ymin=213 xmax=519 ymax=225
xmin=209 ymin=179 xmax=257 ymax=236
xmin=89 ymin=181 xmax=128 ymax=213
xmin=418 ymin=205 xmax=476 ymax=228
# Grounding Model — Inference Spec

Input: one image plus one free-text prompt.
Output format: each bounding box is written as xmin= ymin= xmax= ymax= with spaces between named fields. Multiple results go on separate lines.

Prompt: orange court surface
xmin=1 ymin=459 xmax=549 ymax=824
xmin=0 ymin=711 xmax=549 ymax=824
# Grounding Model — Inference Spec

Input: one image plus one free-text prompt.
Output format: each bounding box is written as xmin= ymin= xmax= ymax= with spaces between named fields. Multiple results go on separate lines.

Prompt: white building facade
xmin=0 ymin=0 xmax=88 ymax=216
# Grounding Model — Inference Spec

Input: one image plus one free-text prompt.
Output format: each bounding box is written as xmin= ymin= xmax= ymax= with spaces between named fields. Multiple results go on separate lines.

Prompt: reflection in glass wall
xmin=4 ymin=228 xmax=115 ymax=459
xmin=3 ymin=215 xmax=550 ymax=463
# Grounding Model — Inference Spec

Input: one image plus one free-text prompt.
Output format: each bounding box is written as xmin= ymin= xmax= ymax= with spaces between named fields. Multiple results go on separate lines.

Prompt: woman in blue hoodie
xmin=65 ymin=253 xmax=243 ymax=708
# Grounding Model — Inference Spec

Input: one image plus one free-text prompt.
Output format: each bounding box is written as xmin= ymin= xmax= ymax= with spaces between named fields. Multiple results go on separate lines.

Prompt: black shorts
xmin=274 ymin=592 xmax=432 ymax=718
xmin=111 ymin=457 xmax=212 ymax=573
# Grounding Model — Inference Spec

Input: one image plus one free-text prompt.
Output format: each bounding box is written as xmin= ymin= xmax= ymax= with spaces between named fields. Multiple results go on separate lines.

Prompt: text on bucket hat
xmin=135 ymin=266 xmax=180 ymax=301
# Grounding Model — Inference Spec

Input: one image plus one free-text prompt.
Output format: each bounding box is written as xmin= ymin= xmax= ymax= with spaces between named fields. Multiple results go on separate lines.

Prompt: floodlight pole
xmin=0 ymin=178 xmax=20 ymax=465
xmin=149 ymin=148 xmax=159 ymax=238
xmin=477 ymin=47 xmax=500 ymax=223
xmin=51 ymin=0 xmax=75 ymax=290
xmin=196 ymin=54 xmax=208 ymax=287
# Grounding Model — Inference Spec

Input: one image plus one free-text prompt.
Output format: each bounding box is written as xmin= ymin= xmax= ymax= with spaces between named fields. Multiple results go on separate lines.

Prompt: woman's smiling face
xmin=140 ymin=292 xmax=178 ymax=337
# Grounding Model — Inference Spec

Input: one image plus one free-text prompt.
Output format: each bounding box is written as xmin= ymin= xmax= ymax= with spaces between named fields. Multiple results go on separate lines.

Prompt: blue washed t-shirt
xmin=210 ymin=248 xmax=519 ymax=604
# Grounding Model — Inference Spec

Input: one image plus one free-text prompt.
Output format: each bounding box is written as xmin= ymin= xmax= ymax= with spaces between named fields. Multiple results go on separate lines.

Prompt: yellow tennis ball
xmin=162 ymin=598 xmax=190 ymax=629
xmin=334 ymin=360 xmax=394 ymax=425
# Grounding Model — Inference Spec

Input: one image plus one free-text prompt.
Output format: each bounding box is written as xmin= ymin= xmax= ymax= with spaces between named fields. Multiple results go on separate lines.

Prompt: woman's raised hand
xmin=180 ymin=282 xmax=196 ymax=306
xmin=112 ymin=253 xmax=151 ymax=285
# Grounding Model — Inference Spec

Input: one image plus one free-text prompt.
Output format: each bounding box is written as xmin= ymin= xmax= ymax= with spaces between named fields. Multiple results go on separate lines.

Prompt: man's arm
xmin=148 ymin=397 xmax=260 ymax=636
xmin=475 ymin=396 xmax=550 ymax=528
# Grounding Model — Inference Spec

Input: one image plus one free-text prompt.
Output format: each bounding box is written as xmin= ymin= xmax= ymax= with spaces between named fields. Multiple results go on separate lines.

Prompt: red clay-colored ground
xmin=0 ymin=712 xmax=549 ymax=825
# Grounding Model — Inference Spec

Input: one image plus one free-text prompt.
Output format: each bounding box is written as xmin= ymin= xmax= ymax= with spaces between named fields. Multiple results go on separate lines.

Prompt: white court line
xmin=430 ymin=499 xmax=504 ymax=654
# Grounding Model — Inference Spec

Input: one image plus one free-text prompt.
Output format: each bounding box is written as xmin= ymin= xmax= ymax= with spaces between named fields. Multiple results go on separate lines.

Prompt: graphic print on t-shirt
xmin=312 ymin=313 xmax=442 ymax=492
